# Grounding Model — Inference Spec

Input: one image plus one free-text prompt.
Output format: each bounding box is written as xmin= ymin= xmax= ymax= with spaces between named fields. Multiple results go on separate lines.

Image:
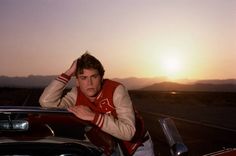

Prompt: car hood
xmin=0 ymin=106 xmax=103 ymax=155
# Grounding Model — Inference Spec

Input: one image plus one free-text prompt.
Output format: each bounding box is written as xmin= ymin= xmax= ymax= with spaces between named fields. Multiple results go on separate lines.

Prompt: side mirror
xmin=159 ymin=118 xmax=188 ymax=156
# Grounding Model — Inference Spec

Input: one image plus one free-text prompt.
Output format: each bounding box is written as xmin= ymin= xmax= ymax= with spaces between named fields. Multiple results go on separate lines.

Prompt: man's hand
xmin=67 ymin=105 xmax=95 ymax=121
xmin=64 ymin=59 xmax=77 ymax=77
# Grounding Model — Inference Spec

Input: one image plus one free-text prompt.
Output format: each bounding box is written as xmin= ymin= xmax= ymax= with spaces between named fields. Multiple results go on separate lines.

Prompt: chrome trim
xmin=0 ymin=106 xmax=70 ymax=114
xmin=159 ymin=118 xmax=188 ymax=156
xmin=0 ymin=120 xmax=29 ymax=131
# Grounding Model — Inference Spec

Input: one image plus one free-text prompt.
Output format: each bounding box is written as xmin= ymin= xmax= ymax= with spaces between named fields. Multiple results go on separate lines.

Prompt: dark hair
xmin=76 ymin=52 xmax=105 ymax=77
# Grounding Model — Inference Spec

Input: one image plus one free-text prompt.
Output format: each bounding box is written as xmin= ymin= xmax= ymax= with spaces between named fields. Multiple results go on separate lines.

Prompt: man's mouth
xmin=87 ymin=88 xmax=95 ymax=91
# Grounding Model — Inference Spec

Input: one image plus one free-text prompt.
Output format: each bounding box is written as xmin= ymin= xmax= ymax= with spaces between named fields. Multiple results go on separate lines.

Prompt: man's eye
xmin=92 ymin=74 xmax=99 ymax=79
xmin=80 ymin=76 xmax=86 ymax=80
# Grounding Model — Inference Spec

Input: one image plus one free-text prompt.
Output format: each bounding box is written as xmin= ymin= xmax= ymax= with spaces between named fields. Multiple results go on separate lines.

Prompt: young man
xmin=39 ymin=52 xmax=154 ymax=156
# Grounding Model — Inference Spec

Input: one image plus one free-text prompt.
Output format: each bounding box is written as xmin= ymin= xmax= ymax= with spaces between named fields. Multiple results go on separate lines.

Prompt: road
xmin=1 ymin=88 xmax=236 ymax=155
xmin=140 ymin=111 xmax=236 ymax=156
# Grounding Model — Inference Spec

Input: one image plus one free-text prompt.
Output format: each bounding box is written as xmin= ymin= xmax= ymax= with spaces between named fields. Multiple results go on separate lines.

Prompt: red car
xmin=1 ymin=106 xmax=235 ymax=156
xmin=0 ymin=106 xmax=116 ymax=156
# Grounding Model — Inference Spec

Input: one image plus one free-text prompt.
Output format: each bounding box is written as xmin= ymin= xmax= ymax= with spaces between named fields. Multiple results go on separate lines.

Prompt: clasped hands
xmin=68 ymin=105 xmax=96 ymax=121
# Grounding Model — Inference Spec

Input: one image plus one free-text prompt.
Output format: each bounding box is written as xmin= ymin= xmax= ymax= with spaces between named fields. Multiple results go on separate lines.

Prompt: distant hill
xmin=112 ymin=77 xmax=167 ymax=89
xmin=0 ymin=75 xmax=76 ymax=88
xmin=0 ymin=75 xmax=167 ymax=89
xmin=142 ymin=81 xmax=236 ymax=92
xmin=196 ymin=79 xmax=236 ymax=84
xmin=1 ymin=75 xmax=236 ymax=91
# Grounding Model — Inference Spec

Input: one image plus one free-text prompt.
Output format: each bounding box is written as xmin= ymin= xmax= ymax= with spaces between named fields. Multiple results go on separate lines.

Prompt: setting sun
xmin=161 ymin=57 xmax=182 ymax=73
xmin=158 ymin=48 xmax=186 ymax=80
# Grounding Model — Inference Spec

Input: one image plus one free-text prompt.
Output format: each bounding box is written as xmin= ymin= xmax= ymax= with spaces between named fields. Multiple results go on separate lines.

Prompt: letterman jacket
xmin=75 ymin=78 xmax=147 ymax=155
xmin=39 ymin=73 xmax=136 ymax=141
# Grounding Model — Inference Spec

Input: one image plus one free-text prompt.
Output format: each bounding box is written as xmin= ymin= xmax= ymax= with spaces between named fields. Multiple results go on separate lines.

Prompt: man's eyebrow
xmin=78 ymin=73 xmax=99 ymax=77
xmin=92 ymin=73 xmax=99 ymax=76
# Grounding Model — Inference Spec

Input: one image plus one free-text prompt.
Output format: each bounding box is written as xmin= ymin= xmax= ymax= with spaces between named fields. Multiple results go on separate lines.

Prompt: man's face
xmin=77 ymin=68 xmax=102 ymax=99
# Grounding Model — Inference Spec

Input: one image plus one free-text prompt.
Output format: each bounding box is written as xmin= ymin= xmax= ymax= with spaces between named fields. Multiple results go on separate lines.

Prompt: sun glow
xmin=158 ymin=48 xmax=186 ymax=80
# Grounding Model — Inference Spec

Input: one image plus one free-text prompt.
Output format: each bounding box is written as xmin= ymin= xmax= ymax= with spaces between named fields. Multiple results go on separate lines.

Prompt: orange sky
xmin=0 ymin=0 xmax=236 ymax=81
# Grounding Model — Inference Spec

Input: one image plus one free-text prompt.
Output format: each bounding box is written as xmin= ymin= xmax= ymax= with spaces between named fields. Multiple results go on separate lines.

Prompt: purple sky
xmin=0 ymin=0 xmax=236 ymax=81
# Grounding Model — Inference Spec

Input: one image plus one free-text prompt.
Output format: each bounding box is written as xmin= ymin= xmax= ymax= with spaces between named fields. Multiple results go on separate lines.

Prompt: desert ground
xmin=129 ymin=90 xmax=236 ymax=156
xmin=1 ymin=87 xmax=236 ymax=156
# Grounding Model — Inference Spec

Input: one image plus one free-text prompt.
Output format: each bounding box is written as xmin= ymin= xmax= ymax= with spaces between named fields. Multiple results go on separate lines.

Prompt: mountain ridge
xmin=142 ymin=81 xmax=236 ymax=92
xmin=0 ymin=75 xmax=236 ymax=91
xmin=0 ymin=75 xmax=167 ymax=89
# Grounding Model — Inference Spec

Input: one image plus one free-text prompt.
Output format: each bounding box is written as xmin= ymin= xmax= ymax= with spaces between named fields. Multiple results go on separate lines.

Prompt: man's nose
xmin=87 ymin=78 xmax=93 ymax=85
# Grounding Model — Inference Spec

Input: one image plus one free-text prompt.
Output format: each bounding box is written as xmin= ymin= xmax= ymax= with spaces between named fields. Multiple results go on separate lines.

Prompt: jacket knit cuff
xmin=56 ymin=73 xmax=71 ymax=84
xmin=92 ymin=113 xmax=104 ymax=128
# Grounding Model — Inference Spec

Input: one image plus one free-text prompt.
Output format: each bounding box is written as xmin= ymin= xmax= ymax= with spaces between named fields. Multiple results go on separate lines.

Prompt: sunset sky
xmin=0 ymin=0 xmax=236 ymax=81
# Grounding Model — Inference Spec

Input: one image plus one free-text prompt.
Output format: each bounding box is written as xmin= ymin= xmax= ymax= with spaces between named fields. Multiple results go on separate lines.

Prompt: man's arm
xmin=39 ymin=74 xmax=77 ymax=108
xmin=92 ymin=85 xmax=136 ymax=141
xmin=39 ymin=59 xmax=78 ymax=108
